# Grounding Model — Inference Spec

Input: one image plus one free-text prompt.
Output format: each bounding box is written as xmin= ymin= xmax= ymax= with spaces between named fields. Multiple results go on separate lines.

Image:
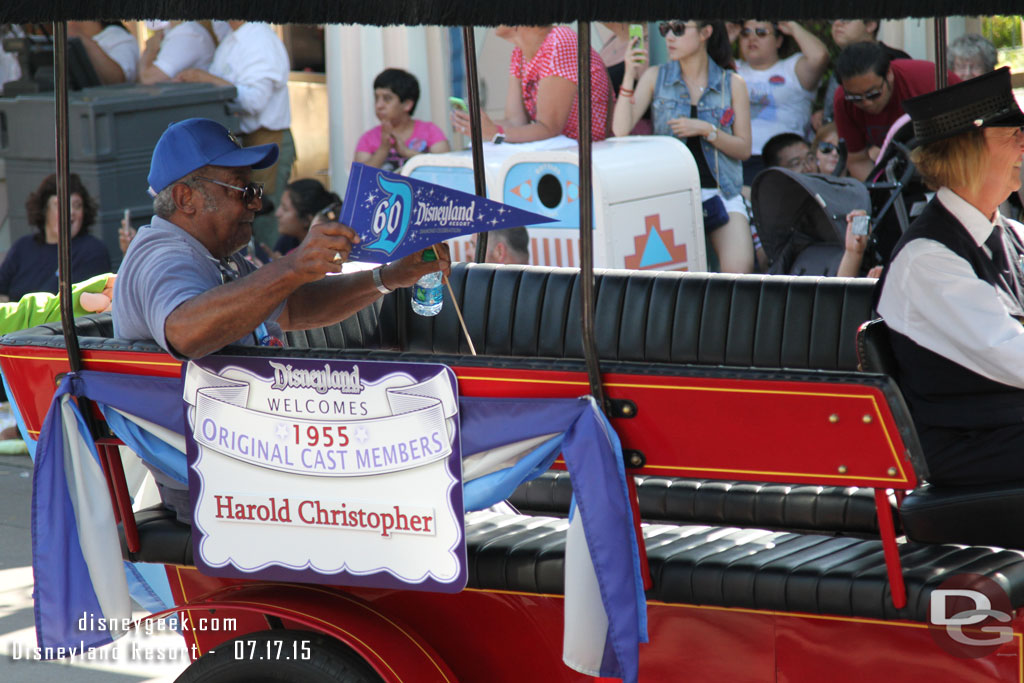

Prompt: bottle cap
xmin=422 ymin=248 xmax=437 ymax=263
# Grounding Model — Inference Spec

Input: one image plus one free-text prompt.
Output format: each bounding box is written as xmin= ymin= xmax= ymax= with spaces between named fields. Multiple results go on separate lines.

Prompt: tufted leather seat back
xmin=4 ymin=312 xmax=116 ymax=339
xmin=285 ymin=301 xmax=390 ymax=350
xmin=7 ymin=267 xmax=877 ymax=374
xmin=286 ymin=264 xmax=878 ymax=371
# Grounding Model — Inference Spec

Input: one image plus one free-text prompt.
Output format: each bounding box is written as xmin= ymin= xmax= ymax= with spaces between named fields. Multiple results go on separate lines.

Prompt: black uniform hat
xmin=903 ymin=67 xmax=1024 ymax=148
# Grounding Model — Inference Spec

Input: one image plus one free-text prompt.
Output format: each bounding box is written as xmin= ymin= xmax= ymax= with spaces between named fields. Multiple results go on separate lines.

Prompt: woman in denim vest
xmin=612 ymin=20 xmax=753 ymax=273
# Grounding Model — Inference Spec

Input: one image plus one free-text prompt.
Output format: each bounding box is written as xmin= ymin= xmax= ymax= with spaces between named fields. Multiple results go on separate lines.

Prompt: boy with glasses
xmin=834 ymin=41 xmax=959 ymax=181
xmin=762 ymin=132 xmax=816 ymax=173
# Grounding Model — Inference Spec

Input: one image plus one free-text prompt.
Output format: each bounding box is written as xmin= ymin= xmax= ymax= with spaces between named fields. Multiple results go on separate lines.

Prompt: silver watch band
xmin=372 ymin=267 xmax=393 ymax=294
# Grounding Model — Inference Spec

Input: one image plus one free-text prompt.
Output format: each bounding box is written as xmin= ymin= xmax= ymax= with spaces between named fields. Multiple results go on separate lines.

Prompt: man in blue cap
xmin=115 ymin=117 xmax=449 ymax=359
xmin=875 ymin=67 xmax=1024 ymax=486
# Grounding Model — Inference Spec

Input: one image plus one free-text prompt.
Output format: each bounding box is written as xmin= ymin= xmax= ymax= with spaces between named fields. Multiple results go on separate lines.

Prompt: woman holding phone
xmin=600 ymin=23 xmax=652 ymax=134
xmin=612 ymin=20 xmax=754 ymax=273
xmin=450 ymin=25 xmax=613 ymax=143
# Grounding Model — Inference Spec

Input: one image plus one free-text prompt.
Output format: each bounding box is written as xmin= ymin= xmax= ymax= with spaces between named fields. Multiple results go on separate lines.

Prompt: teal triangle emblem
xmin=639 ymin=226 xmax=672 ymax=267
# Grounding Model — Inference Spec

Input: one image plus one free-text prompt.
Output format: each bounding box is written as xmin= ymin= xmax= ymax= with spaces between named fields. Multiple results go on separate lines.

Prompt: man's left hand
xmin=380 ymin=243 xmax=452 ymax=290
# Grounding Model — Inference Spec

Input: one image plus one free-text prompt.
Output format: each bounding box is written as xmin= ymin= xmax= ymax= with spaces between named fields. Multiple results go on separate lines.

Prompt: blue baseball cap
xmin=147 ymin=118 xmax=279 ymax=196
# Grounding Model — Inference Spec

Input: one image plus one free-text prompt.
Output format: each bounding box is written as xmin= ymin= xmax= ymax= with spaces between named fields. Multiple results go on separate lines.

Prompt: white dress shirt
xmin=94 ymin=25 xmax=139 ymax=83
xmin=877 ymin=186 xmax=1024 ymax=389
xmin=208 ymin=22 xmax=290 ymax=133
xmin=152 ymin=22 xmax=215 ymax=78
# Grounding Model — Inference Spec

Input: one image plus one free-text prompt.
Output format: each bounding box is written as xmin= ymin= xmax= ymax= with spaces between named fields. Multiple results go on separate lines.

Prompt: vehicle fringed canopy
xmin=4 ymin=0 xmax=1024 ymax=24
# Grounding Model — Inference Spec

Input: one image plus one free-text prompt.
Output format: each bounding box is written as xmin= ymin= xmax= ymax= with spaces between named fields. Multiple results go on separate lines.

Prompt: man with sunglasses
xmin=834 ymin=41 xmax=959 ymax=181
xmin=817 ymin=19 xmax=910 ymax=126
xmin=114 ymin=118 xmax=450 ymax=360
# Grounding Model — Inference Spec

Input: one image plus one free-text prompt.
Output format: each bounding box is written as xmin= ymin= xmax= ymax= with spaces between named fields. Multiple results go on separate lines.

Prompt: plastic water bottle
xmin=411 ymin=249 xmax=443 ymax=316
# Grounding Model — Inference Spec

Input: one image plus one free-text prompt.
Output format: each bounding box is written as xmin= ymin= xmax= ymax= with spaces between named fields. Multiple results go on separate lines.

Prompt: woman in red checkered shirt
xmin=451 ymin=25 xmax=612 ymax=143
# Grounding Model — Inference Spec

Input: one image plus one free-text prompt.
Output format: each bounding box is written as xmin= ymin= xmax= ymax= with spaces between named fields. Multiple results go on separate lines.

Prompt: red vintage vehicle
xmin=2 ymin=3 xmax=1024 ymax=683
xmin=5 ymin=265 xmax=1024 ymax=682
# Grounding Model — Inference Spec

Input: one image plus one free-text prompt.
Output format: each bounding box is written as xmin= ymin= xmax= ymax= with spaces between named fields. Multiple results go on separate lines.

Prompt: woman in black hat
xmin=875 ymin=66 xmax=1024 ymax=486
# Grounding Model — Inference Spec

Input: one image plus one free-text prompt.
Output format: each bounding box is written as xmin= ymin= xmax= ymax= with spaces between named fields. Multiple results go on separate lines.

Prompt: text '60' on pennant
xmin=340 ymin=163 xmax=555 ymax=262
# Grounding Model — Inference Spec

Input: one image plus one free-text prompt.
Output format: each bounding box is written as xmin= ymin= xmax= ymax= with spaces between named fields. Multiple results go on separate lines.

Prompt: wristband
xmin=372 ymin=267 xmax=393 ymax=294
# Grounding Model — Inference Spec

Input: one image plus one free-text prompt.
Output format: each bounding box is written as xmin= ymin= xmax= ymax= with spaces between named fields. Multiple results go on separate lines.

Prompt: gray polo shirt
xmin=113 ymin=216 xmax=284 ymax=359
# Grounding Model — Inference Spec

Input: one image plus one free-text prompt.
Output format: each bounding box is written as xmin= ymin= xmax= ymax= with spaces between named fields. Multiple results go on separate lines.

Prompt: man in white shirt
xmin=176 ymin=21 xmax=294 ymax=248
xmin=67 ymin=21 xmax=139 ymax=84
xmin=138 ymin=21 xmax=216 ymax=84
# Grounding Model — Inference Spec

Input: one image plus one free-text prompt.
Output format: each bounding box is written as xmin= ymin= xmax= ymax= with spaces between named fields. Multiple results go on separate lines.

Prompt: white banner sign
xmin=184 ymin=356 xmax=466 ymax=591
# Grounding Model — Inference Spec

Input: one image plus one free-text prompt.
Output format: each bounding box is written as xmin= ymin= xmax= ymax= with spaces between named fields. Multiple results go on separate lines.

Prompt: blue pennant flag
xmin=341 ymin=163 xmax=555 ymax=262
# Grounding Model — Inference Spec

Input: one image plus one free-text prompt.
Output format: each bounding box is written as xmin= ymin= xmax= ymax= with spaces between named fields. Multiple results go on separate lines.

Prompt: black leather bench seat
xmin=509 ymin=471 xmax=891 ymax=535
xmin=122 ymin=507 xmax=1024 ymax=623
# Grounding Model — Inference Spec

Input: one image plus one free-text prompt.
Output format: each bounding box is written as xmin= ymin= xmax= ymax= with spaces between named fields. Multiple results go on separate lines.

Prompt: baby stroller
xmin=753 ymin=119 xmax=924 ymax=276
xmin=752 ymin=168 xmax=871 ymax=276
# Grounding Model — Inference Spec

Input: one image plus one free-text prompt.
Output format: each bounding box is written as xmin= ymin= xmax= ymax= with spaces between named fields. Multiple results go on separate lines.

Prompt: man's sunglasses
xmin=818 ymin=142 xmax=838 ymax=154
xmin=195 ymin=176 xmax=264 ymax=206
xmin=843 ymin=84 xmax=886 ymax=103
xmin=658 ymin=21 xmax=698 ymax=37
xmin=740 ymin=27 xmax=773 ymax=38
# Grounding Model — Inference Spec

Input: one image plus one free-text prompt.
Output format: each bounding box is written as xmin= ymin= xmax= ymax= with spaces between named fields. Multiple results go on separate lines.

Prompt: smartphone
xmin=628 ymin=24 xmax=644 ymax=44
xmin=448 ymin=96 xmax=468 ymax=111
xmin=851 ymin=214 xmax=870 ymax=236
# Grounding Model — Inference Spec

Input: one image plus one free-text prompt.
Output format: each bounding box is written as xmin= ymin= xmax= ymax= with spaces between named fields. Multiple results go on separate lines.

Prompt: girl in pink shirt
xmin=355 ymin=68 xmax=450 ymax=171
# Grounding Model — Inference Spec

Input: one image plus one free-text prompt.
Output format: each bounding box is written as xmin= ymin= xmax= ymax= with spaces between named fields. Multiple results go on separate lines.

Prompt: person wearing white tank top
xmin=735 ymin=20 xmax=828 ymax=185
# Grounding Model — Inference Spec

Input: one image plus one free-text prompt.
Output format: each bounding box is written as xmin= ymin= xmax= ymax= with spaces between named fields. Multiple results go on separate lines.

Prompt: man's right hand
xmin=282 ymin=221 xmax=361 ymax=282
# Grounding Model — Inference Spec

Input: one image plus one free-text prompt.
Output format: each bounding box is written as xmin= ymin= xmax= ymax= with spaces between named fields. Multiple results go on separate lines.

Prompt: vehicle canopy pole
xmin=53 ymin=21 xmax=82 ymax=373
xmin=576 ymin=21 xmax=605 ymax=409
xmin=934 ymin=18 xmax=948 ymax=90
xmin=462 ymin=27 xmax=489 ymax=263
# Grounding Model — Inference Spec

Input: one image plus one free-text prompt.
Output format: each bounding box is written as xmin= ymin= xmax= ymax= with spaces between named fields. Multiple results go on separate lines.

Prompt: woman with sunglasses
xmin=735 ymin=20 xmax=829 ymax=185
xmin=612 ymin=20 xmax=753 ymax=273
xmin=812 ymin=123 xmax=844 ymax=176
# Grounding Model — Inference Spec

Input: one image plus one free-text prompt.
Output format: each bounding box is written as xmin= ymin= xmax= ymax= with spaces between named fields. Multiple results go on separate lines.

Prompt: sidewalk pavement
xmin=0 ymin=454 xmax=189 ymax=682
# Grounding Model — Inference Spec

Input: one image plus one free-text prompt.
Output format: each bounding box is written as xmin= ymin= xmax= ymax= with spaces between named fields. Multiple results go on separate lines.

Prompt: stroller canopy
xmin=752 ymin=168 xmax=871 ymax=267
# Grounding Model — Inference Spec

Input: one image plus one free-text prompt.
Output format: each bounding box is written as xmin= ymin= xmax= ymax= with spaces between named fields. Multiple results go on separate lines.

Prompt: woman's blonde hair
xmin=910 ymin=129 xmax=987 ymax=193
xmin=812 ymin=122 xmax=837 ymax=149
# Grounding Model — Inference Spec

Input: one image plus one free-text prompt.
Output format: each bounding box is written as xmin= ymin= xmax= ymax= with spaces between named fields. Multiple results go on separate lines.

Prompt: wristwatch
xmin=705 ymin=126 xmax=718 ymax=142
xmin=372 ymin=267 xmax=393 ymax=294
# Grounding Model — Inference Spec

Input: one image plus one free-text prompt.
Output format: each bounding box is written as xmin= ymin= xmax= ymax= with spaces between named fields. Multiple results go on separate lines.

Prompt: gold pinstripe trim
xmin=172 ymin=566 xmax=203 ymax=657
xmin=458 ymin=374 xmax=589 ymax=386
xmin=0 ymin=351 xmax=181 ymax=367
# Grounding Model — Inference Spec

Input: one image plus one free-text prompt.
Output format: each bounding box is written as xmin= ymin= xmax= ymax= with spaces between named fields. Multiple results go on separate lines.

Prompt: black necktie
xmin=986 ymin=224 xmax=1023 ymax=304
xmin=987 ymin=225 xmax=1011 ymax=270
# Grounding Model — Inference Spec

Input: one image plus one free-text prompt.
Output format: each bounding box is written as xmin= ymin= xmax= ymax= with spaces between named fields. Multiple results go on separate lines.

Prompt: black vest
xmin=875 ymin=198 xmax=1024 ymax=430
